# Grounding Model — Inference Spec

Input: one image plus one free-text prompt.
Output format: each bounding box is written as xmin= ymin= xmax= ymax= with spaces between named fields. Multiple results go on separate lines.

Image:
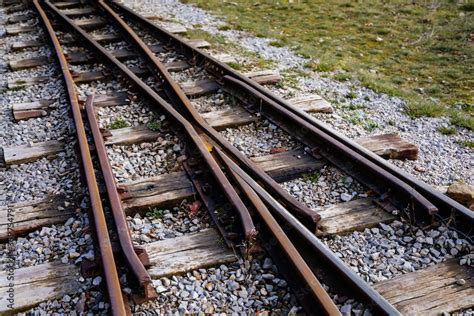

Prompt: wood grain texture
xmin=12 ymin=100 xmax=54 ymax=121
xmin=145 ymin=229 xmax=236 ymax=278
xmin=92 ymin=92 xmax=130 ymax=107
xmin=373 ymin=260 xmax=473 ymax=315
xmin=316 ymin=198 xmax=396 ymax=236
xmin=182 ymin=79 xmax=221 ymax=97
xmin=11 ymin=40 xmax=43 ymax=51
xmin=60 ymin=7 xmax=96 ymax=17
xmin=0 ymin=195 xmax=75 ymax=241
xmin=355 ymin=133 xmax=418 ymax=160
xmin=187 ymin=39 xmax=211 ymax=48
xmin=0 ymin=262 xmax=80 ymax=314
xmin=5 ymin=25 xmax=35 ymax=35
xmin=7 ymin=76 xmax=50 ymax=89
xmin=121 ymin=171 xmax=195 ymax=213
xmin=121 ymin=150 xmax=323 ymax=212
xmin=9 ymin=56 xmax=50 ymax=71
xmin=105 ymin=125 xmax=160 ymax=146
xmin=288 ymin=94 xmax=334 ymax=113
xmin=2 ymin=140 xmax=63 ymax=165
xmin=201 ymin=107 xmax=258 ymax=130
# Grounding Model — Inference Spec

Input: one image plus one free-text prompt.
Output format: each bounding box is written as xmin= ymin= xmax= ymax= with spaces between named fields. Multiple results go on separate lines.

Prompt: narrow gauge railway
xmin=0 ymin=0 xmax=472 ymax=315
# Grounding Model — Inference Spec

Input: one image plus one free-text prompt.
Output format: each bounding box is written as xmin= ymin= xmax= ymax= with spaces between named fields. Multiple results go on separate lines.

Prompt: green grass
xmin=183 ymin=0 xmax=473 ymax=129
xmin=147 ymin=208 xmax=164 ymax=219
xmin=107 ymin=118 xmax=129 ymax=130
xmin=185 ymin=28 xmax=275 ymax=70
xmin=437 ymin=126 xmax=457 ymax=135
xmin=457 ymin=139 xmax=474 ymax=148
xmin=146 ymin=120 xmax=162 ymax=131
xmin=302 ymin=171 xmax=320 ymax=182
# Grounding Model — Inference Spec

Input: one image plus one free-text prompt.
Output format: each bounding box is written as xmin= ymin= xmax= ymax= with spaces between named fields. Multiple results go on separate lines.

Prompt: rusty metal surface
xmin=84 ymin=94 xmax=157 ymax=301
xmin=33 ymin=1 xmax=127 ymax=315
xmin=100 ymin=0 xmax=320 ymax=233
xmin=217 ymin=149 xmax=341 ymax=315
xmin=214 ymin=148 xmax=400 ymax=316
xmin=107 ymin=0 xmax=473 ymax=239
xmin=222 ymin=76 xmax=437 ymax=224
xmin=43 ymin=0 xmax=257 ymax=241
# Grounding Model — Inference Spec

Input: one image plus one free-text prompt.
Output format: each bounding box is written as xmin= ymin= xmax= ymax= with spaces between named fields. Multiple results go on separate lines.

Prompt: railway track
xmin=0 ymin=0 xmax=472 ymax=315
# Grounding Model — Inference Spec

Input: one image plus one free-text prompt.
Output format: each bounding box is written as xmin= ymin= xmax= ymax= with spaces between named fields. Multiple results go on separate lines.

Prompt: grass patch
xmin=147 ymin=208 xmax=164 ymax=219
xmin=438 ymin=126 xmax=456 ymax=135
xmin=334 ymin=72 xmax=352 ymax=81
xmin=449 ymin=110 xmax=474 ymax=131
xmin=184 ymin=0 xmax=473 ymax=130
xmin=404 ymin=100 xmax=445 ymax=118
xmin=302 ymin=171 xmax=320 ymax=182
xmin=107 ymin=118 xmax=129 ymax=130
xmin=457 ymin=139 xmax=474 ymax=148
xmin=227 ymin=62 xmax=244 ymax=70
xmin=146 ymin=120 xmax=162 ymax=131
xmin=345 ymin=91 xmax=357 ymax=99
xmin=269 ymin=40 xmax=285 ymax=47
xmin=186 ymin=27 xmax=275 ymax=70
xmin=348 ymin=103 xmax=366 ymax=110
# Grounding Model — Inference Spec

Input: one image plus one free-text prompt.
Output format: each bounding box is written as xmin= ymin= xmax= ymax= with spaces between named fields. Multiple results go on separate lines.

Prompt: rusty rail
xmin=86 ymin=3 xmax=399 ymax=313
xmin=216 ymin=149 xmax=341 ymax=315
xmin=33 ymin=1 xmax=127 ymax=315
xmin=107 ymin=0 xmax=474 ymax=239
xmin=214 ymin=147 xmax=400 ymax=316
xmin=97 ymin=0 xmax=320 ymax=232
xmin=84 ymin=93 xmax=157 ymax=301
xmin=42 ymin=0 xmax=257 ymax=242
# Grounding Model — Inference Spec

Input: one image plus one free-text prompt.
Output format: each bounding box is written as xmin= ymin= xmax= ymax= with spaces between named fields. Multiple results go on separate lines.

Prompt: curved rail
xmin=33 ymin=1 xmax=127 ymax=315
xmin=84 ymin=94 xmax=157 ymax=301
xmin=107 ymin=0 xmax=474 ymax=239
xmin=94 ymin=2 xmax=399 ymax=314
xmin=42 ymin=0 xmax=257 ymax=241
xmin=95 ymin=0 xmax=319 ymax=232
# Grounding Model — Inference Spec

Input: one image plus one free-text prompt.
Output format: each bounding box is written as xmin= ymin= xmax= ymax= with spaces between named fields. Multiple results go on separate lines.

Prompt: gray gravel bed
xmin=107 ymin=137 xmax=183 ymax=183
xmin=282 ymin=165 xmax=367 ymax=209
xmin=103 ymin=40 xmax=129 ymax=51
xmin=0 ymin=98 xmax=73 ymax=147
xmin=0 ymin=210 xmax=93 ymax=269
xmin=96 ymin=102 xmax=156 ymax=129
xmin=68 ymin=63 xmax=105 ymax=73
xmin=170 ymin=65 xmax=212 ymax=84
xmin=323 ymin=220 xmax=473 ymax=284
xmin=122 ymin=0 xmax=473 ymax=188
xmin=192 ymin=91 xmax=238 ymax=113
xmin=128 ymin=200 xmax=211 ymax=245
xmin=122 ymin=57 xmax=141 ymax=68
xmin=4 ymin=45 xmax=51 ymax=61
xmin=76 ymin=79 xmax=127 ymax=100
xmin=19 ymin=277 xmax=109 ymax=315
xmin=220 ymin=120 xmax=301 ymax=157
xmin=155 ymin=50 xmax=182 ymax=64
xmin=133 ymin=256 xmax=300 ymax=314
xmin=1 ymin=63 xmax=55 ymax=82
xmin=0 ymin=151 xmax=81 ymax=206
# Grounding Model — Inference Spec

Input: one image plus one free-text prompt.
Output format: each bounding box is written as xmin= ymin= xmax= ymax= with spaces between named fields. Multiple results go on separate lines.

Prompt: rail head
xmin=32 ymin=1 xmax=127 ymax=315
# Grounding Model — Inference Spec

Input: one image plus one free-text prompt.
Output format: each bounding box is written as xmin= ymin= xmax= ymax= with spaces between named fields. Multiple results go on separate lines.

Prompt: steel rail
xmin=104 ymin=0 xmax=433 ymax=219
xmin=214 ymin=147 xmax=400 ymax=316
xmin=108 ymin=0 xmax=474 ymax=238
xmin=84 ymin=93 xmax=157 ymax=301
xmin=97 ymin=0 xmax=320 ymax=232
xmin=33 ymin=1 xmax=127 ymax=315
xmin=42 ymin=0 xmax=258 ymax=241
xmin=222 ymin=76 xmax=437 ymax=222
xmin=217 ymin=150 xmax=341 ymax=315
